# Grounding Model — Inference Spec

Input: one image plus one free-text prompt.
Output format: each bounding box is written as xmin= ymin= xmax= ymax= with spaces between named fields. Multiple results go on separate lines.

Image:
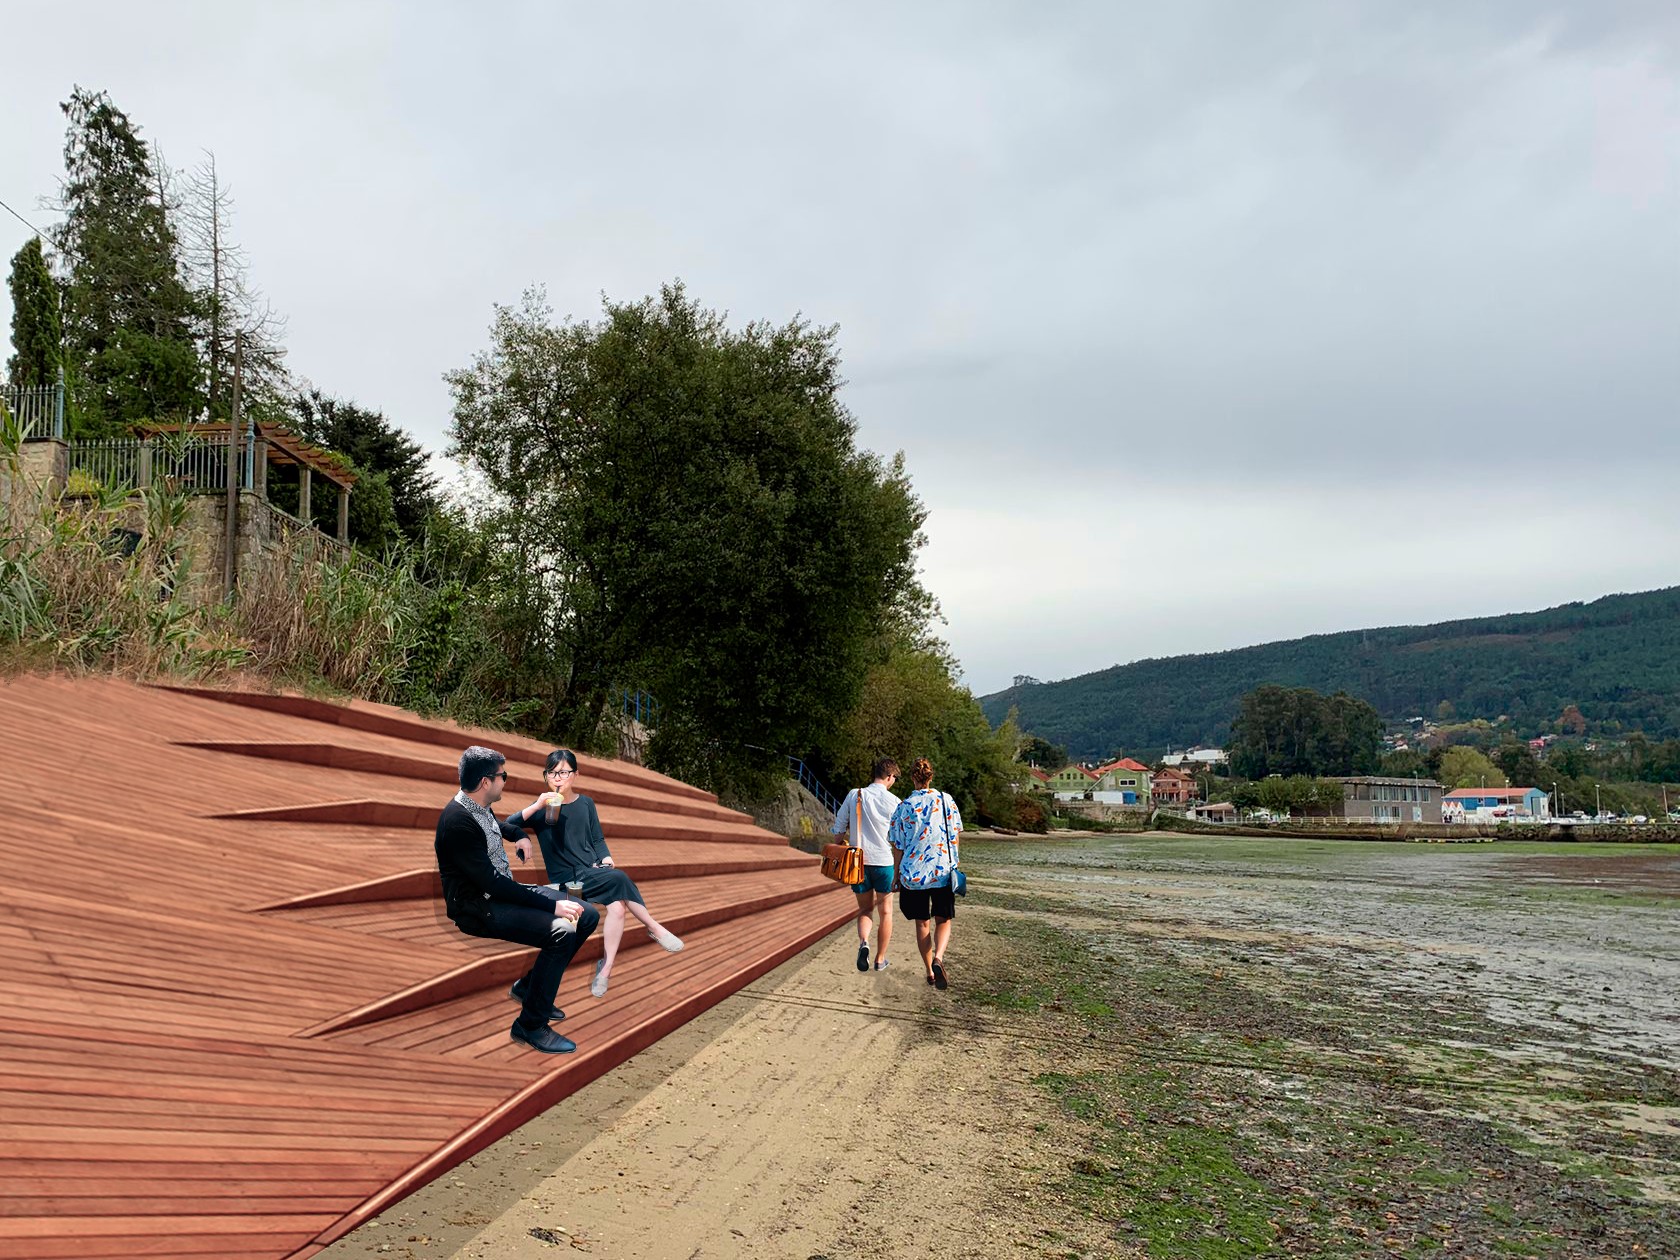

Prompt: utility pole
xmin=223 ymin=332 xmax=243 ymax=598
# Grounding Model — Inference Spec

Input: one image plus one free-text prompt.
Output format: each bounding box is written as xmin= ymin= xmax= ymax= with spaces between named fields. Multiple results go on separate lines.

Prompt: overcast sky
xmin=4 ymin=2 xmax=1677 ymax=695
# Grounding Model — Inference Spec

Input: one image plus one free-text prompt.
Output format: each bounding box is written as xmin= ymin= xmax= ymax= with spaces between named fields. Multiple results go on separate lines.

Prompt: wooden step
xmin=153 ymin=684 xmax=717 ymax=803
xmin=175 ymin=740 xmax=754 ymax=824
xmin=291 ymin=866 xmax=844 ymax=1034
xmin=0 ymin=672 xmax=846 ymax=1260
xmin=209 ymin=797 xmax=786 ymax=843
xmin=247 ymin=843 xmax=817 ymax=911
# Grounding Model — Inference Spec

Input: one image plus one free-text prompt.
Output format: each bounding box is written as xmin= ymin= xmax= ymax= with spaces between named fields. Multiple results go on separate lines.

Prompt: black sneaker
xmin=856 ymin=943 xmax=870 ymax=972
xmin=932 ymin=960 xmax=948 ymax=991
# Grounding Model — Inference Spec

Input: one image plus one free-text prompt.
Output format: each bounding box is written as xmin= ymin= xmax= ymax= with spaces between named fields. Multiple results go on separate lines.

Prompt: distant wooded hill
xmin=978 ymin=587 xmax=1680 ymax=759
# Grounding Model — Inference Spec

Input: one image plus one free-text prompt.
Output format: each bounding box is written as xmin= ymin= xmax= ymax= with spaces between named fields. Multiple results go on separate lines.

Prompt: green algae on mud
xmin=955 ymin=835 xmax=1680 ymax=1257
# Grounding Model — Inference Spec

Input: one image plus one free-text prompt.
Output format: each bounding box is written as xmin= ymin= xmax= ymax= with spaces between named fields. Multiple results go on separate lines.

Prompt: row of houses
xmin=1032 ymin=764 xmax=1553 ymax=825
xmin=1031 ymin=758 xmax=1201 ymax=807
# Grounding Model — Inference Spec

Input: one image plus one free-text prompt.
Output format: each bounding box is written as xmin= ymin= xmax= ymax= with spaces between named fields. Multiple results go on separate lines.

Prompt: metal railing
xmin=245 ymin=494 xmax=393 ymax=583
xmin=3 ymin=379 xmax=64 ymax=440
xmin=789 ymin=756 xmax=842 ymax=815
xmin=618 ymin=688 xmax=662 ymax=727
xmin=67 ymin=435 xmax=240 ymax=494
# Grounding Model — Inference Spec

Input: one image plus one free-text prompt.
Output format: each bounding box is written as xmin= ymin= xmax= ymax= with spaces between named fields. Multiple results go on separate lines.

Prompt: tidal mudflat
xmin=958 ymin=833 xmax=1680 ymax=1257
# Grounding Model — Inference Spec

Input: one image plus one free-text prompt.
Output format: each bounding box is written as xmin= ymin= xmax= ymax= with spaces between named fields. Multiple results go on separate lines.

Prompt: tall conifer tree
xmin=57 ymin=86 xmax=200 ymax=434
xmin=6 ymin=237 xmax=61 ymax=390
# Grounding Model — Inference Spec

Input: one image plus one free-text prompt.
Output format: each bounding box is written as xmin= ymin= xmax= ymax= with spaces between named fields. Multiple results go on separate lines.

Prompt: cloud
xmin=2 ymin=2 xmax=1675 ymax=696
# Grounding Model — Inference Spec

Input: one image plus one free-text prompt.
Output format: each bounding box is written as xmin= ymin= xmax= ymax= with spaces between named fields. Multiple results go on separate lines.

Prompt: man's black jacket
xmin=435 ymin=798 xmax=553 ymax=930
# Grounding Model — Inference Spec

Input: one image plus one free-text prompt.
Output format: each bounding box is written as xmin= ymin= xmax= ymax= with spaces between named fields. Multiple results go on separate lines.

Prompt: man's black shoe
xmin=509 ymin=977 xmax=565 ymax=1022
xmin=510 ymin=1021 xmax=577 ymax=1054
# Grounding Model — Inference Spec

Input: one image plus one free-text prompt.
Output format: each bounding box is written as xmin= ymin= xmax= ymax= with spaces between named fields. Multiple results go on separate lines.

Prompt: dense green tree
xmin=1252 ymin=775 xmax=1344 ymax=817
xmin=288 ymin=389 xmax=437 ymax=542
xmin=1492 ymin=740 xmax=1546 ymax=789
xmin=56 ymin=87 xmax=200 ymax=434
xmin=817 ymin=637 xmax=1025 ymax=824
xmin=1316 ymin=691 xmax=1384 ymax=775
xmin=447 ymin=283 xmax=925 ymax=797
xmin=1438 ymin=747 xmax=1507 ymax=790
xmin=1380 ymin=749 xmax=1431 ymax=778
xmin=6 ymin=237 xmax=60 ymax=390
xmin=1230 ymin=685 xmax=1382 ymax=778
xmin=1019 ymin=734 xmax=1068 ymax=771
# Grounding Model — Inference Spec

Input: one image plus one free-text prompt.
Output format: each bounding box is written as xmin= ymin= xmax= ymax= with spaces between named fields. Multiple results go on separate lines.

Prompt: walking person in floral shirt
xmin=887 ymin=757 xmax=962 ymax=990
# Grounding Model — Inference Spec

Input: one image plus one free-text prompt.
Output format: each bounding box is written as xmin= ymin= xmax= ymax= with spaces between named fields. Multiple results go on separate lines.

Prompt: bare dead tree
xmin=175 ymin=151 xmax=288 ymax=420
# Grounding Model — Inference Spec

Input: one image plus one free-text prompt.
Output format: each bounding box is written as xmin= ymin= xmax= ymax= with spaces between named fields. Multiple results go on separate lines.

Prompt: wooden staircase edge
xmin=298 ymin=878 xmax=848 ymax=1037
xmin=289 ymin=904 xmax=855 ymax=1257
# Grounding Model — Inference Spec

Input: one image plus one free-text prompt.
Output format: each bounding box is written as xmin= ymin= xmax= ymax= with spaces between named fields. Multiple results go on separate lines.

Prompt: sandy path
xmin=326 ymin=915 xmax=1096 ymax=1260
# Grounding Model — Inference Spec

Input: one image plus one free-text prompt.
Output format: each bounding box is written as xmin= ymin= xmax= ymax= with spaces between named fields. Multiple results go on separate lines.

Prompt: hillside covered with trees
xmin=980 ymin=586 xmax=1680 ymax=758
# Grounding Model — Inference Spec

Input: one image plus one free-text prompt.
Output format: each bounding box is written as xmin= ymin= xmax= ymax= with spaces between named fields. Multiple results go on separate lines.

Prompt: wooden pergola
xmin=136 ymin=421 xmax=359 ymax=541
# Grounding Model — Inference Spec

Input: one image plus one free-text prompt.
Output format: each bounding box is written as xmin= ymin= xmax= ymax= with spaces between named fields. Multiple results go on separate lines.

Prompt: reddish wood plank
xmin=0 ymin=673 xmax=843 ymax=1260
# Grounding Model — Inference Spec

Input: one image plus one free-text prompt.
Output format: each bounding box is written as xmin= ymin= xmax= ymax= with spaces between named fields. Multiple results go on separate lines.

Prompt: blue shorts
xmin=851 ymin=864 xmax=894 ymax=895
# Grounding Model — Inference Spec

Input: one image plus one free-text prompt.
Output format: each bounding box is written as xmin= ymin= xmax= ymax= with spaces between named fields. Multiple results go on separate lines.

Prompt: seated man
xmin=436 ymin=745 xmax=599 ymax=1053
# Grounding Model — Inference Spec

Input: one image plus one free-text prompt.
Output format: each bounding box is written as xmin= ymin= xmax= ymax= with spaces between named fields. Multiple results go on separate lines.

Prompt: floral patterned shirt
xmin=888 ymin=789 xmax=962 ymax=890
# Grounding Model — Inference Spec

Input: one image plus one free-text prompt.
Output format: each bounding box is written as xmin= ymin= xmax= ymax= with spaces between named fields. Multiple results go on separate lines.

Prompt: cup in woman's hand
xmin=544 ymin=793 xmax=562 ymax=824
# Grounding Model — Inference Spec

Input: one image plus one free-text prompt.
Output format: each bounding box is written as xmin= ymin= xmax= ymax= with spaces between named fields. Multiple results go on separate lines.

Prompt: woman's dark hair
xmin=545 ymin=749 xmax=580 ymax=776
xmin=910 ymin=757 xmax=934 ymax=789
xmin=459 ymin=745 xmax=506 ymax=791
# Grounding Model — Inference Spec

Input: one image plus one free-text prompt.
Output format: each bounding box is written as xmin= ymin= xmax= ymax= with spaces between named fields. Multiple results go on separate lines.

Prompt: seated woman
xmin=506 ymin=749 xmax=684 ymax=997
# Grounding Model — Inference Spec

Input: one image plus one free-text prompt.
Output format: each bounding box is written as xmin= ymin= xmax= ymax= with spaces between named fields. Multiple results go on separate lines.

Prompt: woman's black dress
xmin=509 ymin=794 xmax=645 ymax=906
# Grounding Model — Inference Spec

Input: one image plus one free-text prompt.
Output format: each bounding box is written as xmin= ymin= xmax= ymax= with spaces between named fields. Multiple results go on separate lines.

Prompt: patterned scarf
xmin=455 ymin=790 xmax=512 ymax=878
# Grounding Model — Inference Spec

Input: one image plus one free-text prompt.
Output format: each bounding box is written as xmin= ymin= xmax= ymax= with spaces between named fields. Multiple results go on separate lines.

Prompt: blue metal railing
xmin=789 ymin=756 xmax=842 ymax=815
xmin=618 ymin=688 xmax=661 ymax=727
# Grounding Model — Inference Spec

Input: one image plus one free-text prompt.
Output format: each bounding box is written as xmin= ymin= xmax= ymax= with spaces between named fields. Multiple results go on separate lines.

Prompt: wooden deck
xmin=0 ymin=675 xmax=853 ymax=1259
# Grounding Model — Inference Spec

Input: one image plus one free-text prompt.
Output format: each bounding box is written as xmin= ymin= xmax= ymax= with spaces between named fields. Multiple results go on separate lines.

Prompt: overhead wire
xmin=0 ymin=194 xmax=60 ymax=248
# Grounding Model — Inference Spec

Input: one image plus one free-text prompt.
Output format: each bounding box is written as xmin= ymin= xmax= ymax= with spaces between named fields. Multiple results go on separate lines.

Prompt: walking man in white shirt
xmin=833 ymin=758 xmax=901 ymax=973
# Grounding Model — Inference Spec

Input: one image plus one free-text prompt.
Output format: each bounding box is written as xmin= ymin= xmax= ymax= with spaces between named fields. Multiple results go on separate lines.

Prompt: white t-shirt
xmin=832 ymin=782 xmax=899 ymax=866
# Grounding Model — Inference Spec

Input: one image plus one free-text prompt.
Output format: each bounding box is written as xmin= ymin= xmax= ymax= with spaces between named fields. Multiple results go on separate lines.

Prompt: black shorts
xmin=899 ymin=885 xmax=955 ymax=922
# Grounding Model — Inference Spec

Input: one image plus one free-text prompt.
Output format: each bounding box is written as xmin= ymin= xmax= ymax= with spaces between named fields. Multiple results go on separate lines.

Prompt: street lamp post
xmin=1595 ymin=782 xmax=1602 ymax=820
